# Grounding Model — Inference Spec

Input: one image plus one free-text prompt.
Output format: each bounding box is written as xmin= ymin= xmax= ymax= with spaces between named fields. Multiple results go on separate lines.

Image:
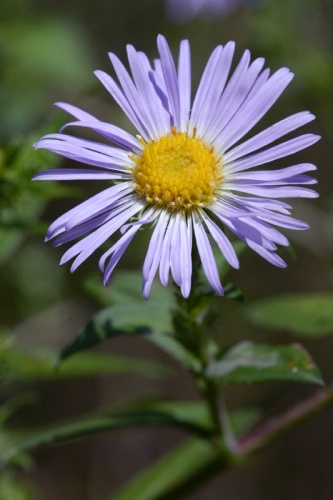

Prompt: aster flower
xmin=34 ymin=35 xmax=319 ymax=299
xmin=165 ymin=0 xmax=244 ymax=23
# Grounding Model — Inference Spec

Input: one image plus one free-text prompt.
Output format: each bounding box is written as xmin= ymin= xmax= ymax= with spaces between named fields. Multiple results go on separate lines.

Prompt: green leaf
xmin=229 ymin=407 xmax=263 ymax=438
xmin=110 ymin=402 xmax=262 ymax=500
xmin=0 ymin=469 xmax=39 ymax=500
xmin=85 ymin=271 xmax=173 ymax=307
xmin=61 ymin=270 xmax=175 ymax=362
xmin=111 ymin=438 xmax=223 ymax=500
xmin=0 ymin=401 xmax=213 ymax=463
xmin=60 ymin=308 xmax=200 ymax=372
xmin=59 ymin=301 xmax=171 ymax=361
xmin=245 ymin=293 xmax=333 ymax=337
xmin=224 ymin=283 xmax=246 ymax=303
xmin=61 ymin=276 xmax=200 ymax=371
xmin=0 ymin=229 xmax=24 ymax=264
xmin=111 ymin=402 xmax=264 ymax=500
xmin=1 ymin=348 xmax=167 ymax=382
xmin=0 ymin=331 xmax=166 ymax=381
xmin=145 ymin=330 xmax=201 ymax=372
xmin=0 ymin=394 xmax=37 ymax=427
xmin=206 ymin=341 xmax=324 ymax=385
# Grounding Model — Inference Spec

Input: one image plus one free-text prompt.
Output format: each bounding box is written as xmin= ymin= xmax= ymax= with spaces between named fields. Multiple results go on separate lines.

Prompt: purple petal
xmin=159 ymin=213 xmax=176 ymax=286
xmin=191 ymin=42 xmax=236 ymax=138
xmin=179 ymin=214 xmax=192 ymax=298
xmin=33 ymin=169 xmax=128 ymax=181
xmin=208 ymin=52 xmax=265 ymax=143
xmin=229 ymin=163 xmax=317 ymax=182
xmin=224 ymin=183 xmax=318 ymax=198
xmin=157 ymin=35 xmax=180 ymax=128
xmin=127 ymin=45 xmax=168 ymax=137
xmin=246 ymin=240 xmax=287 ymax=268
xmin=64 ymin=188 xmax=134 ymax=232
xmin=103 ymin=225 xmax=140 ymax=285
xmin=192 ymin=212 xmax=223 ymax=295
xmin=34 ymin=134 xmax=130 ymax=171
xmin=142 ymin=210 xmax=169 ymax=298
xmin=94 ymin=69 xmax=149 ymax=140
xmin=58 ymin=199 xmax=141 ymax=268
xmin=178 ymin=39 xmax=191 ymax=131
xmin=225 ymin=112 xmax=316 ymax=162
xmin=225 ymin=134 xmax=321 ymax=174
xmin=201 ymin=210 xmax=239 ymax=269
xmin=45 ymin=183 xmax=131 ymax=240
xmin=220 ymin=68 xmax=294 ymax=151
xmin=60 ymin=120 xmax=141 ymax=151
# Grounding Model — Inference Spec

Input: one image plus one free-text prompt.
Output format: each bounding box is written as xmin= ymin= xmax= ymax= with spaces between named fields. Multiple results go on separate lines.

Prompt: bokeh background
xmin=1 ymin=0 xmax=333 ymax=498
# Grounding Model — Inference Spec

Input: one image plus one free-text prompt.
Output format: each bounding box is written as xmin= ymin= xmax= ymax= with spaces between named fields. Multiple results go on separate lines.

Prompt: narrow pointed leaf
xmin=110 ymin=405 xmax=260 ymax=500
xmin=111 ymin=438 xmax=225 ymax=500
xmin=1 ymin=348 xmax=167 ymax=381
xmin=145 ymin=330 xmax=201 ymax=372
xmin=85 ymin=271 xmax=174 ymax=307
xmin=0 ymin=401 xmax=214 ymax=463
xmin=59 ymin=300 xmax=173 ymax=362
xmin=224 ymin=283 xmax=246 ymax=303
xmin=59 ymin=297 xmax=199 ymax=371
xmin=206 ymin=341 xmax=323 ymax=385
xmin=245 ymin=293 xmax=333 ymax=337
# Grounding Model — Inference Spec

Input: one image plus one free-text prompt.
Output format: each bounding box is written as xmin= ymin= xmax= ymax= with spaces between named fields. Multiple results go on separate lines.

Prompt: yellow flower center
xmin=131 ymin=128 xmax=222 ymax=212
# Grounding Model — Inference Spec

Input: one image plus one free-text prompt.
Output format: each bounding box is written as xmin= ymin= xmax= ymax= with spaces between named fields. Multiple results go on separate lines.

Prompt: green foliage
xmin=85 ymin=271 xmax=173 ymax=307
xmin=246 ymin=293 xmax=333 ymax=337
xmin=206 ymin=341 xmax=323 ymax=385
xmin=111 ymin=438 xmax=221 ymax=500
xmin=0 ymin=17 xmax=94 ymax=139
xmin=0 ymin=469 xmax=39 ymax=500
xmin=0 ymin=129 xmax=79 ymax=264
xmin=0 ymin=0 xmax=332 ymax=496
xmin=0 ymin=401 xmax=215 ymax=464
xmin=0 ymin=342 xmax=167 ymax=384
xmin=110 ymin=405 xmax=261 ymax=500
xmin=67 ymin=271 xmax=203 ymax=371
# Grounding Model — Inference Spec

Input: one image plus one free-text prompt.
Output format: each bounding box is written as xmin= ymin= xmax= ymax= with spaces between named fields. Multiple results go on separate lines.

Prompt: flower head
xmin=34 ymin=35 xmax=319 ymax=298
xmin=165 ymin=0 xmax=244 ymax=23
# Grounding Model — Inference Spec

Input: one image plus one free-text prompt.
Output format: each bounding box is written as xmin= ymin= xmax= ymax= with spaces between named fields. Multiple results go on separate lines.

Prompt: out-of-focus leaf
xmin=145 ymin=330 xmax=200 ymax=372
xmin=110 ymin=401 xmax=264 ymax=500
xmin=0 ymin=230 xmax=25 ymax=264
xmin=0 ymin=18 xmax=94 ymax=138
xmin=0 ymin=129 xmax=79 ymax=254
xmin=0 ymin=346 xmax=167 ymax=382
xmin=59 ymin=302 xmax=171 ymax=361
xmin=60 ymin=274 xmax=178 ymax=363
xmin=0 ymin=469 xmax=39 ymax=500
xmin=125 ymin=401 xmax=213 ymax=435
xmin=110 ymin=438 xmax=222 ymax=500
xmin=111 ymin=399 xmax=265 ymax=500
xmin=245 ymin=293 xmax=333 ymax=337
xmin=206 ymin=341 xmax=323 ymax=385
xmin=85 ymin=271 xmax=174 ymax=307
xmin=0 ymin=401 xmax=214 ymax=463
xmin=59 ymin=303 xmax=201 ymax=372
xmin=229 ymin=407 xmax=263 ymax=438
xmin=0 ymin=394 xmax=37 ymax=426
xmin=224 ymin=283 xmax=246 ymax=303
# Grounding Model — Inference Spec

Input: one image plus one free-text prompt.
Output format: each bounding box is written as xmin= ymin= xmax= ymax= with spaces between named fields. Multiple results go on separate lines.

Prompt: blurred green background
xmin=1 ymin=0 xmax=333 ymax=498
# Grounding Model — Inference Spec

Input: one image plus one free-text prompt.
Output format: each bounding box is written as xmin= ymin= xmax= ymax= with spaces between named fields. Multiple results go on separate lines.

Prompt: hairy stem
xmin=235 ymin=382 xmax=333 ymax=458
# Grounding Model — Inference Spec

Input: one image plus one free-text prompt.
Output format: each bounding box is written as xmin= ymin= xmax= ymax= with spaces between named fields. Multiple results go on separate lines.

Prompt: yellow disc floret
xmin=131 ymin=128 xmax=222 ymax=212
